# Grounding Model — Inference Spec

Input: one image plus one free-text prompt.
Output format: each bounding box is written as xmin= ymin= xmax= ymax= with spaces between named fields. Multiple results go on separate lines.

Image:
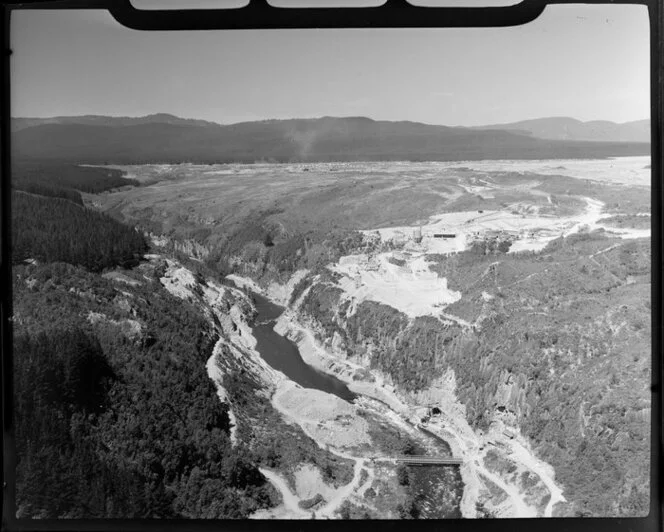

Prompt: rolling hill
xmin=11 ymin=113 xmax=221 ymax=132
xmin=12 ymin=115 xmax=649 ymax=164
xmin=470 ymin=117 xmax=650 ymax=143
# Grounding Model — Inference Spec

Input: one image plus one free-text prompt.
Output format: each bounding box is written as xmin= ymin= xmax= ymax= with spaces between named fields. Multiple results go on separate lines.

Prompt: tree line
xmin=12 ymin=191 xmax=148 ymax=272
xmin=13 ymin=161 xmax=139 ymax=197
xmin=13 ymin=262 xmax=276 ymax=518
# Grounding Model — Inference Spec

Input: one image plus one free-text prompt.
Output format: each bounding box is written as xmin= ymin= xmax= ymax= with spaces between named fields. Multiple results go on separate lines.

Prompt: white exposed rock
xmin=206 ymin=348 xmax=238 ymax=446
xmin=154 ymin=256 xmax=274 ymax=447
xmin=159 ymin=260 xmax=198 ymax=300
xmin=226 ymin=274 xmax=264 ymax=294
xmin=266 ymin=269 xmax=309 ymax=306
xmin=295 ymin=464 xmax=336 ymax=500
xmin=273 ymin=381 xmax=371 ymax=450
xmin=102 ymin=271 xmax=142 ymax=286
xmin=330 ymin=252 xmax=461 ymax=318
xmin=150 ymin=234 xmax=169 ymax=247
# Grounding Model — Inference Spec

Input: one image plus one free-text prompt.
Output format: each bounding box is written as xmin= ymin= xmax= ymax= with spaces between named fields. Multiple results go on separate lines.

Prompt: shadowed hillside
xmin=11 ymin=113 xmax=221 ymax=132
xmin=13 ymin=116 xmax=649 ymax=165
xmin=470 ymin=117 xmax=649 ymax=143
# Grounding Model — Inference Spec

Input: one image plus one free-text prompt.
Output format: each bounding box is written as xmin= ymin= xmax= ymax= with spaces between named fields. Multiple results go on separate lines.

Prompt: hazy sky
xmin=11 ymin=3 xmax=650 ymax=126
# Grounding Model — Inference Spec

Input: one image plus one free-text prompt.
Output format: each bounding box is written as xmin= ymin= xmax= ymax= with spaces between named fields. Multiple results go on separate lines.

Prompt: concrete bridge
xmin=395 ymin=456 xmax=463 ymax=466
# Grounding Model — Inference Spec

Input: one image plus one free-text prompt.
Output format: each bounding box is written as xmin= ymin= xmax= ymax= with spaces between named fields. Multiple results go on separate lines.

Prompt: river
xmin=250 ymin=290 xmax=457 ymax=455
xmin=250 ymin=292 xmax=357 ymax=402
xmin=248 ymin=288 xmax=465 ymax=518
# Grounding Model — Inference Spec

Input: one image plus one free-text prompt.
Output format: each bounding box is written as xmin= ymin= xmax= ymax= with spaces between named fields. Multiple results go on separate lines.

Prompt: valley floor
xmin=92 ymin=156 xmax=651 ymax=518
xmin=225 ymin=271 xmax=567 ymax=518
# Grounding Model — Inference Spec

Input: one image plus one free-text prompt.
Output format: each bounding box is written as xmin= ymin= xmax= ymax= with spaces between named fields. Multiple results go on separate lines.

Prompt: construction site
xmin=326 ymin=196 xmax=637 ymax=320
xmin=364 ymin=195 xmax=618 ymax=257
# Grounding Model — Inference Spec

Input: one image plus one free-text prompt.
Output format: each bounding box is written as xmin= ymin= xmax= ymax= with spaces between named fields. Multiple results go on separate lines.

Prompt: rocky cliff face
xmin=149 ymin=233 xmax=212 ymax=260
xmin=285 ymin=248 xmax=651 ymax=518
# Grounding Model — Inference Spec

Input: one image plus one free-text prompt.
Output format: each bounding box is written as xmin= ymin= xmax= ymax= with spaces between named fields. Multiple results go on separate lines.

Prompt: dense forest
xmin=12 ymin=179 xmax=84 ymax=205
xmin=10 ymin=170 xmax=355 ymax=517
xmin=13 ymin=262 xmax=276 ymax=518
xmin=10 ymin=163 xmax=281 ymax=518
xmin=13 ymin=161 xmax=139 ymax=196
xmin=12 ymin=191 xmax=148 ymax=271
xmin=204 ymin=221 xmax=372 ymax=283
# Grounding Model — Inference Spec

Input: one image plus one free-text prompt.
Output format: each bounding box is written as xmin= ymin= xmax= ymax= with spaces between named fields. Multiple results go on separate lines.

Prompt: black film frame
xmin=1 ymin=1 xmax=661 ymax=532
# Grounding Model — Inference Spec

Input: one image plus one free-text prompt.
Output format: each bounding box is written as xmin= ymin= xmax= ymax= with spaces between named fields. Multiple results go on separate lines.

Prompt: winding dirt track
xmin=258 ymin=453 xmax=367 ymax=519
xmin=259 ymin=468 xmax=307 ymax=517
xmin=317 ymin=457 xmax=366 ymax=519
xmin=230 ymin=268 xmax=570 ymax=519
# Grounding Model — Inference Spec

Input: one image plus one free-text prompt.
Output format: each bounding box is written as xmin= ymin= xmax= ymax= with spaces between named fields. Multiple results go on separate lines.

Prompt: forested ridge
xmin=10 ymin=176 xmax=356 ymax=517
xmin=12 ymin=191 xmax=148 ymax=271
xmin=10 ymin=166 xmax=280 ymax=518
xmin=11 ymin=160 xmax=147 ymax=270
xmin=13 ymin=117 xmax=649 ymax=164
xmin=204 ymin=219 xmax=374 ymax=284
xmin=13 ymin=262 xmax=277 ymax=518
xmin=13 ymin=161 xmax=139 ymax=201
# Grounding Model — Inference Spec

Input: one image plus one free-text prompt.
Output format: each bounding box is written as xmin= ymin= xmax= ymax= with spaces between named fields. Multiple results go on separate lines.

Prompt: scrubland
xmin=13 ymin=157 xmax=650 ymax=519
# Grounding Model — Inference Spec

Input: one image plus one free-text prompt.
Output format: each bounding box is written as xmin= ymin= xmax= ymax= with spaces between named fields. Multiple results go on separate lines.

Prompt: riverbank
xmin=156 ymin=256 xmax=375 ymax=517
xmin=225 ymin=265 xmax=568 ymax=518
xmin=272 ymin=308 xmax=482 ymax=518
xmin=251 ymin=292 xmax=356 ymax=401
xmin=224 ymin=271 xmax=473 ymax=516
xmin=152 ymin=232 xmax=568 ymax=518
xmin=268 ymin=280 xmax=567 ymax=518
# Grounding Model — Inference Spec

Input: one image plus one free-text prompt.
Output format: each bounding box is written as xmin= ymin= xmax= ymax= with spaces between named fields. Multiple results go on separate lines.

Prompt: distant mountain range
xmin=11 ymin=113 xmax=221 ymax=132
xmin=469 ymin=117 xmax=650 ymax=143
xmin=12 ymin=114 xmax=649 ymax=164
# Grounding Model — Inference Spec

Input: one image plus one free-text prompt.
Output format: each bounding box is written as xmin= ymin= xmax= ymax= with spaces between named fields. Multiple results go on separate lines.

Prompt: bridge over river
xmin=395 ymin=456 xmax=463 ymax=466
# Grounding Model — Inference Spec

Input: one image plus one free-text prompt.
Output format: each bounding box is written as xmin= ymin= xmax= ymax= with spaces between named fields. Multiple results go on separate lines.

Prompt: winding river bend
xmin=247 ymin=289 xmax=464 ymax=518
xmin=250 ymin=291 xmax=458 ymax=453
xmin=250 ymin=292 xmax=357 ymax=402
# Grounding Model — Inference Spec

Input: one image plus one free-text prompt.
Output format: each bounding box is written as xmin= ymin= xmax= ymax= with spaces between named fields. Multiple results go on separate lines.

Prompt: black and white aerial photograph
xmin=7 ymin=0 xmax=653 ymax=521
